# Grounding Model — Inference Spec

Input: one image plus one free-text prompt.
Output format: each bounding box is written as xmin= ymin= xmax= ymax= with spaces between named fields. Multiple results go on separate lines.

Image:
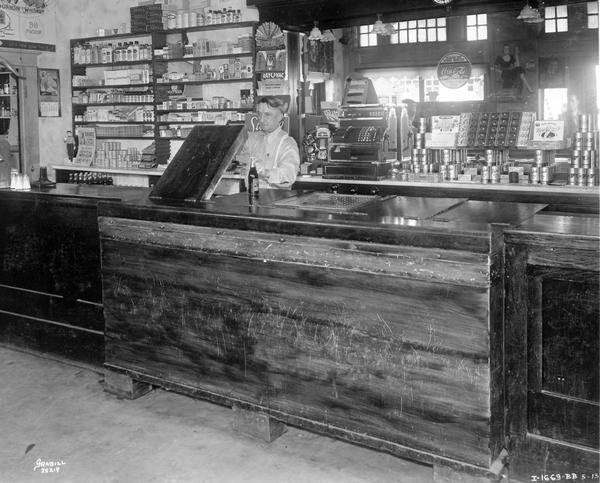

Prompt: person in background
xmin=400 ymin=98 xmax=418 ymax=158
xmin=561 ymin=93 xmax=581 ymax=141
xmin=494 ymin=44 xmax=533 ymax=98
xmin=245 ymin=96 xmax=300 ymax=189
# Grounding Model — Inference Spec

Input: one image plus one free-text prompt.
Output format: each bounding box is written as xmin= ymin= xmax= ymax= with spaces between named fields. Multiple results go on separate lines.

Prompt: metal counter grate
xmin=270 ymin=192 xmax=378 ymax=212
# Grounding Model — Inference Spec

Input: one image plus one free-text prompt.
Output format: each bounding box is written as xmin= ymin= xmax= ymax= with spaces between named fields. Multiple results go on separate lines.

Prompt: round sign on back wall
xmin=437 ymin=52 xmax=472 ymax=89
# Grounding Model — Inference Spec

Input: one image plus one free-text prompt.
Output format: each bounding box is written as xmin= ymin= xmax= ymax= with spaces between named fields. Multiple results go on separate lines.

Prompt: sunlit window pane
xmin=589 ymin=1 xmax=599 ymax=14
xmin=467 ymin=26 xmax=477 ymax=40
xmin=400 ymin=21 xmax=408 ymax=29
xmin=478 ymin=14 xmax=487 ymax=23
xmin=369 ymin=33 xmax=378 ymax=44
xmin=427 ymin=18 xmax=435 ymax=27
xmin=589 ymin=15 xmax=599 ymax=28
xmin=557 ymin=18 xmax=568 ymax=31
xmin=438 ymin=28 xmax=446 ymax=41
xmin=542 ymin=88 xmax=568 ymax=120
xmin=408 ymin=30 xmax=417 ymax=42
xmin=557 ymin=5 xmax=568 ymax=17
xmin=408 ymin=20 xmax=417 ymax=29
xmin=545 ymin=20 xmax=556 ymax=32
xmin=360 ymin=25 xmax=370 ymax=33
xmin=478 ymin=26 xmax=487 ymax=39
xmin=438 ymin=17 xmax=446 ymax=26
xmin=399 ymin=31 xmax=408 ymax=43
xmin=417 ymin=19 xmax=426 ymax=28
xmin=546 ymin=6 xmax=556 ymax=18
xmin=466 ymin=14 xmax=476 ymax=25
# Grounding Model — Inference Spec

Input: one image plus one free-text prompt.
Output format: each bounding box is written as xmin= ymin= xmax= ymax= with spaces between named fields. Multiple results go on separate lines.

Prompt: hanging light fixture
xmin=320 ymin=30 xmax=336 ymax=42
xmin=517 ymin=2 xmax=543 ymax=23
xmin=371 ymin=14 xmax=395 ymax=36
xmin=308 ymin=21 xmax=323 ymax=41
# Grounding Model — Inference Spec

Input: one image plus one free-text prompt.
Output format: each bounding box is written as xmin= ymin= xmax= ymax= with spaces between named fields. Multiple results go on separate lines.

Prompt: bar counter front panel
xmin=97 ymin=190 xmax=547 ymax=477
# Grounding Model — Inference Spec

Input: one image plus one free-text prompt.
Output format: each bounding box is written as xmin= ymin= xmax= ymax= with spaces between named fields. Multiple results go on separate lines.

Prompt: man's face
xmin=257 ymin=103 xmax=283 ymax=134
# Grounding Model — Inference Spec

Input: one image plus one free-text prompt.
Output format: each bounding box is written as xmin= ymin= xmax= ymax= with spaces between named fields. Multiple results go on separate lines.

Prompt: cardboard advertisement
xmin=0 ymin=0 xmax=56 ymax=51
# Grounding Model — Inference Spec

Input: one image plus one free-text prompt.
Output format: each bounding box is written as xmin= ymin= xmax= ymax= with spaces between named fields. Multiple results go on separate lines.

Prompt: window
xmin=588 ymin=1 xmax=599 ymax=28
xmin=391 ymin=17 xmax=446 ymax=44
xmin=466 ymin=14 xmax=487 ymax=41
xmin=545 ymin=5 xmax=569 ymax=33
xmin=542 ymin=88 xmax=568 ymax=120
xmin=362 ymin=66 xmax=486 ymax=105
xmin=359 ymin=25 xmax=378 ymax=47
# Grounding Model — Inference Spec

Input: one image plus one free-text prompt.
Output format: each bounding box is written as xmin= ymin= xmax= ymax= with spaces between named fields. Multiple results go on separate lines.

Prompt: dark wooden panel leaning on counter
xmin=505 ymin=214 xmax=600 ymax=481
xmin=0 ymin=186 xmax=148 ymax=364
xmin=97 ymin=193 xmax=545 ymax=478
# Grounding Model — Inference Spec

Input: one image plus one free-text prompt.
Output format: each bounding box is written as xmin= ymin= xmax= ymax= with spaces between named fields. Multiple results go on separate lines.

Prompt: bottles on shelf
xmin=165 ymin=7 xmax=243 ymax=30
xmin=73 ymin=40 xmax=152 ymax=65
xmin=67 ymin=172 xmax=113 ymax=185
xmin=157 ymin=58 xmax=252 ymax=83
xmin=73 ymin=90 xmax=154 ymax=105
xmin=156 ymin=34 xmax=252 ymax=59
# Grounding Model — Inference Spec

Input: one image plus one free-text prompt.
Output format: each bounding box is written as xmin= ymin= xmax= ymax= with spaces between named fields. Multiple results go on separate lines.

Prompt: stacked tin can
xmin=529 ymin=149 xmax=553 ymax=185
xmin=481 ymin=149 xmax=502 ymax=184
xmin=410 ymin=118 xmax=429 ymax=174
xmin=570 ymin=114 xmax=599 ymax=187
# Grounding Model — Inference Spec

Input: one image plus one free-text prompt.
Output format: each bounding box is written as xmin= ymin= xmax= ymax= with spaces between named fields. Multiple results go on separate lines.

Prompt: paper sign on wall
xmin=0 ymin=0 xmax=56 ymax=51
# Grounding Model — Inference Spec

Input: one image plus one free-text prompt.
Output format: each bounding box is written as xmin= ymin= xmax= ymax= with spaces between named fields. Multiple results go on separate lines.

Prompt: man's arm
xmin=260 ymin=137 xmax=300 ymax=186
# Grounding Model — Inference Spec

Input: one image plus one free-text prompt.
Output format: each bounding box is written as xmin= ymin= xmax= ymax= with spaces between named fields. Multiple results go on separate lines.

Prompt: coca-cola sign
xmin=437 ymin=52 xmax=472 ymax=89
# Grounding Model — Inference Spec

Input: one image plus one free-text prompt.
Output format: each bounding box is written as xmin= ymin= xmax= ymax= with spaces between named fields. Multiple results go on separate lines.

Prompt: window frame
xmin=390 ymin=17 xmax=447 ymax=45
xmin=545 ymin=4 xmax=569 ymax=33
xmin=466 ymin=13 xmax=488 ymax=41
xmin=588 ymin=1 xmax=599 ymax=29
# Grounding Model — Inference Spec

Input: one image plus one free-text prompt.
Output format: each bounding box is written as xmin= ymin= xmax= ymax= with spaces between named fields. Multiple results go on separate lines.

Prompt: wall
xmin=344 ymin=9 xmax=598 ymax=115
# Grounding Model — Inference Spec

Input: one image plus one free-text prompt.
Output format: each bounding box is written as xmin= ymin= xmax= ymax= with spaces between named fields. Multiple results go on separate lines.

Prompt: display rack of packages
xmin=402 ymin=111 xmax=598 ymax=187
xmin=63 ymin=19 xmax=256 ymax=187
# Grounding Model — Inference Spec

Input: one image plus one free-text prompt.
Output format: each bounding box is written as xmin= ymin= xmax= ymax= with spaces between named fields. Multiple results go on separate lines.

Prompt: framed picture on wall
xmin=38 ymin=68 xmax=61 ymax=117
xmin=539 ymin=57 xmax=566 ymax=89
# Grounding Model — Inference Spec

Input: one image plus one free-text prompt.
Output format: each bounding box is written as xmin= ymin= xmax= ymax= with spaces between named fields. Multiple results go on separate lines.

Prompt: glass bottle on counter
xmin=247 ymin=156 xmax=259 ymax=203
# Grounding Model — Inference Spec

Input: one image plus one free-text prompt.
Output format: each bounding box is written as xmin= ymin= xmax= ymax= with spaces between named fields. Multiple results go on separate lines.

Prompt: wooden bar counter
xmin=96 ymin=189 xmax=545 ymax=480
xmin=1 ymin=184 xmax=597 ymax=480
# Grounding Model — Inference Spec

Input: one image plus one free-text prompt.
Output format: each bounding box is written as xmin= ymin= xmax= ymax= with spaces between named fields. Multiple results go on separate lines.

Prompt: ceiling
xmin=246 ymin=0 xmax=569 ymax=31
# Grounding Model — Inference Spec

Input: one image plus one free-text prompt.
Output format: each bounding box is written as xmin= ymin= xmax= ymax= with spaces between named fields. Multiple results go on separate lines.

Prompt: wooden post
xmin=103 ymin=370 xmax=152 ymax=400
xmin=231 ymin=404 xmax=286 ymax=443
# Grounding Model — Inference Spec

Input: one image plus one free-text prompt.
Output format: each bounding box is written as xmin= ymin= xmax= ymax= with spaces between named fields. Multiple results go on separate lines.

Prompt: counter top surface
xmin=6 ymin=184 xmax=599 ymax=252
xmin=294 ymin=175 xmax=599 ymax=195
xmin=0 ymin=184 xmax=150 ymax=203
xmin=507 ymin=213 xmax=600 ymax=239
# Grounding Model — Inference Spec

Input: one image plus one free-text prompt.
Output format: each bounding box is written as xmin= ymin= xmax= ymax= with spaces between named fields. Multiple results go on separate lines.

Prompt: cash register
xmin=323 ymin=74 xmax=394 ymax=180
xmin=324 ymin=104 xmax=393 ymax=180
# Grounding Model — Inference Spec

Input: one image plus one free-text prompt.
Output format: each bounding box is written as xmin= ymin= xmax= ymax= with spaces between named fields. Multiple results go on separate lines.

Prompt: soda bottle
xmin=247 ymin=156 xmax=259 ymax=203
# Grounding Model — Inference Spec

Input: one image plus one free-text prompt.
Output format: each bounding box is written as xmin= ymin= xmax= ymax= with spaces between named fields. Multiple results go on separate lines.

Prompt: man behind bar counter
xmin=244 ymin=96 xmax=300 ymax=189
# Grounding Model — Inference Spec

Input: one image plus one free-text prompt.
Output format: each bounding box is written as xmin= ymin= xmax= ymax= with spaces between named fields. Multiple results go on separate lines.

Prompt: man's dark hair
xmin=257 ymin=96 xmax=288 ymax=113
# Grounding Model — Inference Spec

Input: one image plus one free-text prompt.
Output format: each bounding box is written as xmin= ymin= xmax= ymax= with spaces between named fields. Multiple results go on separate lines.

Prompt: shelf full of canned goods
xmin=395 ymin=112 xmax=598 ymax=188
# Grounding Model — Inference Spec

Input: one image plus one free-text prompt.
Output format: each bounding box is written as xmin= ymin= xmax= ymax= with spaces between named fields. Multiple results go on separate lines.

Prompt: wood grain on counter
xmin=101 ymin=218 xmax=502 ymax=471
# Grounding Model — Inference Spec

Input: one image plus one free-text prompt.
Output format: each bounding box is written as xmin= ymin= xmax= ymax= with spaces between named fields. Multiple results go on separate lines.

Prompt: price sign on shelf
xmin=74 ymin=127 xmax=96 ymax=166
